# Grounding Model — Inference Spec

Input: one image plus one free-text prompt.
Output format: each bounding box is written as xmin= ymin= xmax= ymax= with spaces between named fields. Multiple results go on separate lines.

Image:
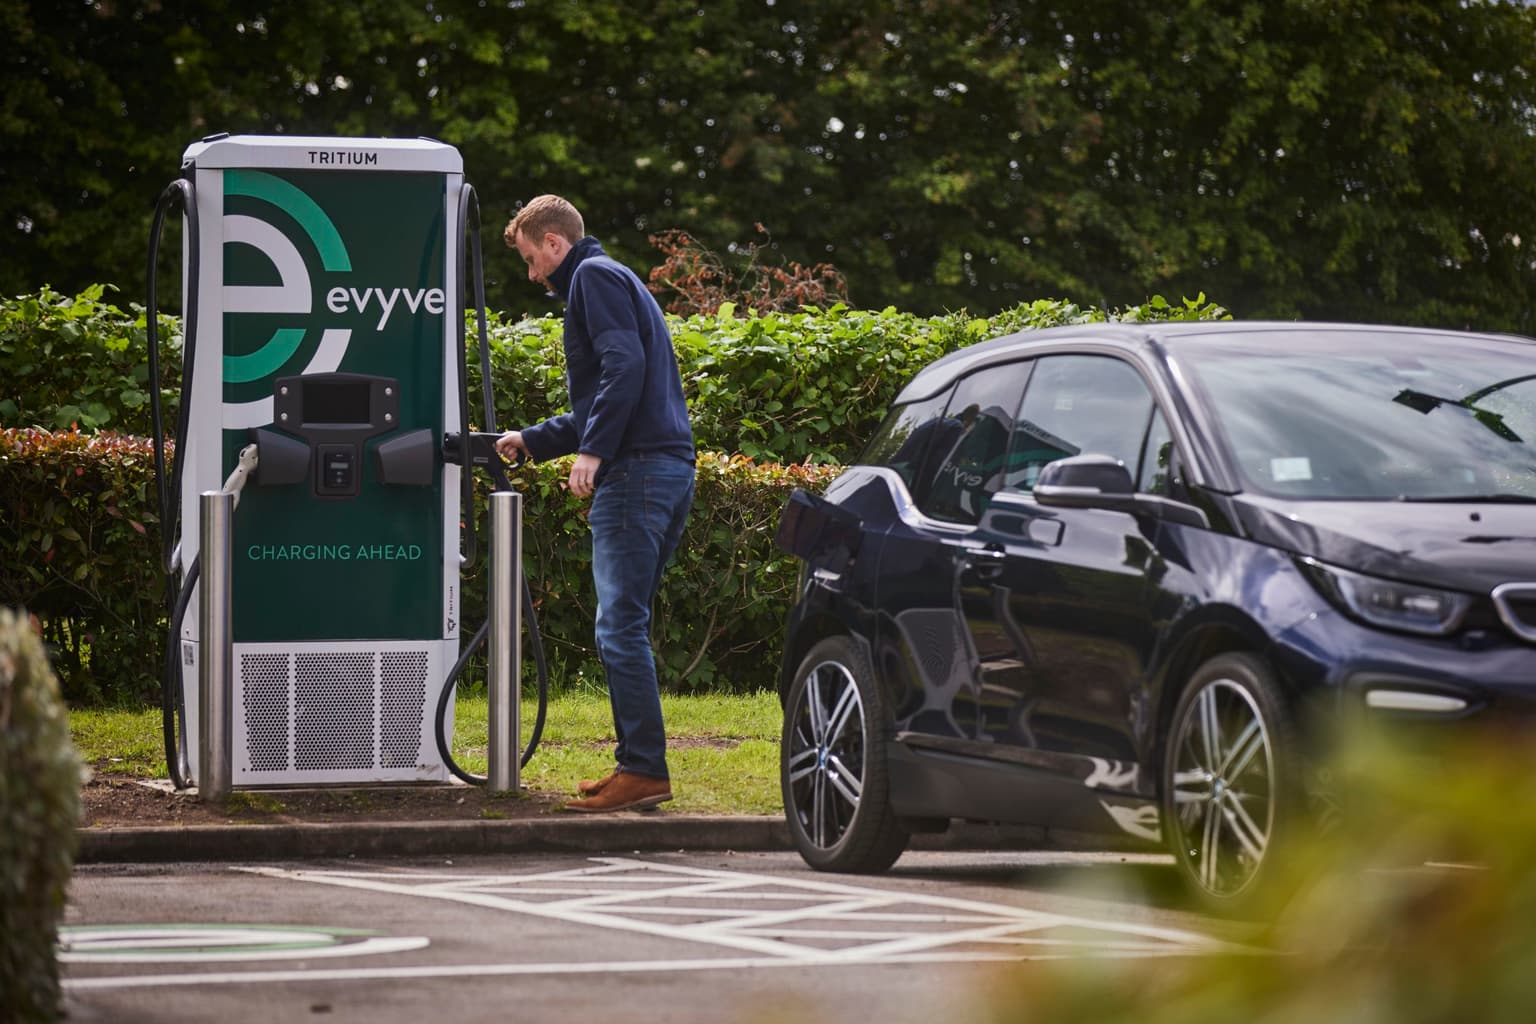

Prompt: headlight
xmin=1298 ymin=557 xmax=1471 ymax=637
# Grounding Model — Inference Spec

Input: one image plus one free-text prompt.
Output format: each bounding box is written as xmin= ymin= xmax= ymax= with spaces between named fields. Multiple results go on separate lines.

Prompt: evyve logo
xmin=219 ymin=169 xmax=446 ymax=429
xmin=222 ymin=169 xmax=356 ymax=429
xmin=327 ymin=286 xmax=446 ymax=331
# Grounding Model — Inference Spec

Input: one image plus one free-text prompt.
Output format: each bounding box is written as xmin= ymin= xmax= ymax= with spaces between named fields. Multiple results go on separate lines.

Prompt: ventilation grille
xmin=242 ymin=653 xmax=290 ymax=772
xmin=296 ymin=652 xmax=374 ymax=770
xmin=238 ymin=648 xmax=431 ymax=774
xmin=381 ymin=651 xmax=428 ymax=768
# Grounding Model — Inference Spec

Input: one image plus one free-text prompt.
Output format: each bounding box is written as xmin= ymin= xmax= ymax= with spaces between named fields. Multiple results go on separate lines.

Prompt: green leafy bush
xmin=5 ymin=287 xmax=1228 ymax=465
xmin=460 ymin=453 xmax=840 ymax=695
xmin=0 ymin=428 xmax=837 ymax=702
xmin=979 ymin=733 xmax=1536 ymax=1024
xmin=0 ymin=285 xmax=180 ymax=435
xmin=0 ymin=285 xmax=1226 ymax=702
xmin=0 ymin=607 xmax=83 ymax=1023
xmin=470 ymin=294 xmax=1227 ymax=464
xmin=0 ymin=429 xmax=166 ymax=704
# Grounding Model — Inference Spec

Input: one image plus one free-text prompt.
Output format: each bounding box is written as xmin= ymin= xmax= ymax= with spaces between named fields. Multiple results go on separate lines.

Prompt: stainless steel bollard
xmin=198 ymin=491 xmax=233 ymax=803
xmin=487 ymin=491 xmax=522 ymax=792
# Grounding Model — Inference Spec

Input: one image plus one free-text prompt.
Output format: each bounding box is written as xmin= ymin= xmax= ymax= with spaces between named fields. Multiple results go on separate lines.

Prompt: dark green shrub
xmin=0 ymin=285 xmax=1228 ymax=701
xmin=0 ymin=429 xmax=166 ymax=704
xmin=981 ymin=733 xmax=1536 ymax=1024
xmin=4 ymin=287 xmax=1229 ymax=465
xmin=0 ymin=428 xmax=838 ymax=702
xmin=469 ymin=294 xmax=1227 ymax=464
xmin=0 ymin=285 xmax=180 ymax=436
xmin=0 ymin=607 xmax=83 ymax=1023
xmin=458 ymin=453 xmax=840 ymax=695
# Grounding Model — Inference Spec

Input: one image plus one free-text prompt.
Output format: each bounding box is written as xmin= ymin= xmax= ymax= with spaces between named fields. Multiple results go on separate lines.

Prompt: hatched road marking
xmin=66 ymin=856 xmax=1231 ymax=990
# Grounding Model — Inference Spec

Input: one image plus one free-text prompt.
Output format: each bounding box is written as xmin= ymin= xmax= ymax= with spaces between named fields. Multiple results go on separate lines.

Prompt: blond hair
xmin=504 ymin=195 xmax=584 ymax=248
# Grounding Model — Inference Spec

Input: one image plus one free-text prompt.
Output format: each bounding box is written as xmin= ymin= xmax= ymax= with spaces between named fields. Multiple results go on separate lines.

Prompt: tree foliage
xmin=3 ymin=0 xmax=1534 ymax=331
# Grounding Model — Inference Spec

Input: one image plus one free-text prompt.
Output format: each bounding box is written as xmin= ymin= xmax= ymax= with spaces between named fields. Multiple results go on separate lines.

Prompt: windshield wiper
xmin=1396 ymin=493 xmax=1536 ymax=504
xmin=1393 ymin=388 xmax=1522 ymax=442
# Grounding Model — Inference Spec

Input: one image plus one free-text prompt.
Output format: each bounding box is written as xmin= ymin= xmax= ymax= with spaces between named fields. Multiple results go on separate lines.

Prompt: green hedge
xmin=0 ymin=285 xmax=1225 ymax=703
xmin=3 ymin=286 xmax=1228 ymax=464
xmin=0 ymin=285 xmax=170 ymax=434
xmin=0 ymin=607 xmax=82 ymax=1023
xmin=0 ymin=426 xmax=838 ymax=703
xmin=0 ymin=429 xmax=166 ymax=705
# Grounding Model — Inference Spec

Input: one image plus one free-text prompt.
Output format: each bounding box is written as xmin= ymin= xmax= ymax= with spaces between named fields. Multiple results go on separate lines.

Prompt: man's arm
xmin=519 ymin=411 xmax=581 ymax=461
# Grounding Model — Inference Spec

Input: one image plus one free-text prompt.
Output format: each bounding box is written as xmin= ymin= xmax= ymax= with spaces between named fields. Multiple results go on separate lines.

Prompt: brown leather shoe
xmin=577 ymin=768 xmax=620 ymax=797
xmin=564 ymin=771 xmax=672 ymax=813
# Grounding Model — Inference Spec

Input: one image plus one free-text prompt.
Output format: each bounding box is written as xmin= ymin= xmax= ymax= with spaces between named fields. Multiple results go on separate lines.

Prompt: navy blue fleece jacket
xmin=520 ymin=237 xmax=695 ymax=465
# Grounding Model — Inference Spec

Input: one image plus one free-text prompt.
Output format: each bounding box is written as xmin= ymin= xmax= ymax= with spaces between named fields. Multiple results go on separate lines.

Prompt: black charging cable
xmin=147 ymin=177 xmax=200 ymax=790
xmin=435 ymin=186 xmax=551 ymax=784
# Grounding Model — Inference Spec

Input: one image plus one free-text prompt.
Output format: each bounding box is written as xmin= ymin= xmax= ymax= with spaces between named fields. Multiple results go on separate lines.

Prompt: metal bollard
xmin=198 ymin=491 xmax=233 ymax=802
xmin=487 ymin=491 xmax=522 ymax=792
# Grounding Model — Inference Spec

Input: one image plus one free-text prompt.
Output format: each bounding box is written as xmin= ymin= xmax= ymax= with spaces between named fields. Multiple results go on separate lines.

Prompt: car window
xmin=1005 ymin=355 xmax=1156 ymax=493
xmin=918 ymin=363 xmax=1032 ymax=524
xmin=1179 ymin=333 xmax=1536 ymax=500
xmin=1138 ymin=409 xmax=1179 ymax=495
xmin=861 ymin=389 xmax=954 ymax=493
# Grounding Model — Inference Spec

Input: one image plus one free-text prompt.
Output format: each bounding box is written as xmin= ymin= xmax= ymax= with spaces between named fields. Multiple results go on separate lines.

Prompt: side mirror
xmin=1034 ymin=454 xmax=1135 ymax=511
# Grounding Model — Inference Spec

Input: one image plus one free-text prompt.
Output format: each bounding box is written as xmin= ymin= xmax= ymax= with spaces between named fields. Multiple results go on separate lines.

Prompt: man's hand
xmin=568 ymin=452 xmax=603 ymax=497
xmin=494 ymin=430 xmax=529 ymax=461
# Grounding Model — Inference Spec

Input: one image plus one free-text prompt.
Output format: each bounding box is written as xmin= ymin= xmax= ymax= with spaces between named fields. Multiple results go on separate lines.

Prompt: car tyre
xmin=782 ymin=636 xmax=909 ymax=873
xmin=1162 ymin=652 xmax=1301 ymax=911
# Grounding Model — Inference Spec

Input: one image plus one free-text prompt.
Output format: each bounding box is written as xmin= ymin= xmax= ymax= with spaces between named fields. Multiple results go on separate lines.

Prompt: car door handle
xmin=961 ymin=546 xmax=1007 ymax=579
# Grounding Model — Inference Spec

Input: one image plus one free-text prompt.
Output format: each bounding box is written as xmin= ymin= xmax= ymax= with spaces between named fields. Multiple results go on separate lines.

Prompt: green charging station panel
xmin=178 ymin=136 xmax=467 ymax=786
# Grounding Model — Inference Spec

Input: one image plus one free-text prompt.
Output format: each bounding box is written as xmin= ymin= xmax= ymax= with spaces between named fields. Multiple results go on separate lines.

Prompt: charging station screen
xmin=303 ymin=378 xmax=371 ymax=426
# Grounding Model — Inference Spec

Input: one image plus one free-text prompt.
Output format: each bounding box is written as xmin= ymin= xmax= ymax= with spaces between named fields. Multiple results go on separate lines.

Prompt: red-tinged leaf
xmin=129 ymin=520 xmax=147 ymax=535
xmin=44 ymin=547 xmax=55 ymax=563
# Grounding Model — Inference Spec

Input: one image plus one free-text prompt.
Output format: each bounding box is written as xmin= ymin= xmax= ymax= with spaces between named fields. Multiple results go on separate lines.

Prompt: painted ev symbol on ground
xmin=59 ymin=924 xmax=429 ymax=964
xmin=242 ymin=856 xmax=1228 ymax=966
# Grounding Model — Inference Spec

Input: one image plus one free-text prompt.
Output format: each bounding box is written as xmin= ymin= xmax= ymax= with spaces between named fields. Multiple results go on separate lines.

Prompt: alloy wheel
xmin=785 ymin=658 xmax=867 ymax=850
xmin=1169 ymin=677 xmax=1276 ymax=898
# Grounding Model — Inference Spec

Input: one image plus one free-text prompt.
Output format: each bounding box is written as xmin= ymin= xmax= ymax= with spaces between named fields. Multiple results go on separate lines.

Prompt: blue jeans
xmin=588 ymin=451 xmax=695 ymax=780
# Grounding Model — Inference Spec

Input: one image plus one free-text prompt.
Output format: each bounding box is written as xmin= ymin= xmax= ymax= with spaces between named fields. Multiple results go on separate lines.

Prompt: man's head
xmin=504 ymin=195 xmax=584 ymax=288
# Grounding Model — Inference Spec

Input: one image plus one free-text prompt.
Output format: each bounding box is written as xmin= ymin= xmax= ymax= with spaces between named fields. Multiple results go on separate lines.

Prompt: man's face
xmin=514 ymin=230 xmax=566 ymax=289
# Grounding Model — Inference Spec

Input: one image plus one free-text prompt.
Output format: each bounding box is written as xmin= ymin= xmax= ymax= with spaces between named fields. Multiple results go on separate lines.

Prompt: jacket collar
xmin=546 ymin=236 xmax=605 ymax=300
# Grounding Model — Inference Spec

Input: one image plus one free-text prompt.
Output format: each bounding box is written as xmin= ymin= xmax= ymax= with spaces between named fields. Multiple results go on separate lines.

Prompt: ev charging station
xmin=156 ymin=133 xmax=508 ymax=790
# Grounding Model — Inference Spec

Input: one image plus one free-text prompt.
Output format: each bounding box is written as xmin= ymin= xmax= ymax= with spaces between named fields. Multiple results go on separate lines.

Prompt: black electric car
xmin=774 ymin=321 xmax=1536 ymax=906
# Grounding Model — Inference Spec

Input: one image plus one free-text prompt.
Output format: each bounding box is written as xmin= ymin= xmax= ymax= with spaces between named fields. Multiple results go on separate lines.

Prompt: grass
xmin=69 ymin=690 xmax=785 ymax=815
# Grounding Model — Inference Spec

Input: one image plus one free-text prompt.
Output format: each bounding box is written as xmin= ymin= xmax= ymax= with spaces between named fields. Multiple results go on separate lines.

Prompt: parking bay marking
xmin=67 ymin=857 xmax=1232 ymax=991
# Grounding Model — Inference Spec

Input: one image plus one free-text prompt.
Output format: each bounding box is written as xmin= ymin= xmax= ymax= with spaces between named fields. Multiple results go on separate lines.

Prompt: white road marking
xmin=239 ymin=856 xmax=1228 ymax=961
xmin=65 ymin=856 xmax=1234 ymax=991
xmin=59 ymin=925 xmax=428 ymax=963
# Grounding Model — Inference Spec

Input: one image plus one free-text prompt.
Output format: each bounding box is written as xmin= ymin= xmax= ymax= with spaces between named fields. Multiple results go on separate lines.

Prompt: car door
xmin=870 ymin=364 xmax=1032 ymax=743
xmin=959 ymin=354 xmax=1165 ymax=780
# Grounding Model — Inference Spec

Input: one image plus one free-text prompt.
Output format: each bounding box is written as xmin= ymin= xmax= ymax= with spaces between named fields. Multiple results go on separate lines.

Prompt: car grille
xmin=1491 ymin=583 xmax=1536 ymax=643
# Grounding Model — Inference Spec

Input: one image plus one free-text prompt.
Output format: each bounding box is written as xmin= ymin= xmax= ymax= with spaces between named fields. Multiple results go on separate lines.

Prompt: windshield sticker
xmin=1271 ymin=456 xmax=1313 ymax=482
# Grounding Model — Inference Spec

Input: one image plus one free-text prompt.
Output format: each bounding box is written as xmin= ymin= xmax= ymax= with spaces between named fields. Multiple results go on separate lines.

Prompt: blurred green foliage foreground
xmin=982 ymin=731 xmax=1536 ymax=1023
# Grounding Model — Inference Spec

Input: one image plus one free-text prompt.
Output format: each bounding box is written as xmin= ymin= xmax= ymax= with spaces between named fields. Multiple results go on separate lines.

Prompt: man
xmin=495 ymin=195 xmax=695 ymax=813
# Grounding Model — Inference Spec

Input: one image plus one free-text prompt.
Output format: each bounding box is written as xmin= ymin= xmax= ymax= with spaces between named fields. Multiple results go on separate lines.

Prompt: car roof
xmin=895 ymin=319 xmax=1536 ymax=403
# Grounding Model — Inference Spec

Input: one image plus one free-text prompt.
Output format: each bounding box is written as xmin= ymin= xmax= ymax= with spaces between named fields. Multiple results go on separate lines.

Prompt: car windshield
xmin=1176 ymin=329 xmax=1536 ymax=501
